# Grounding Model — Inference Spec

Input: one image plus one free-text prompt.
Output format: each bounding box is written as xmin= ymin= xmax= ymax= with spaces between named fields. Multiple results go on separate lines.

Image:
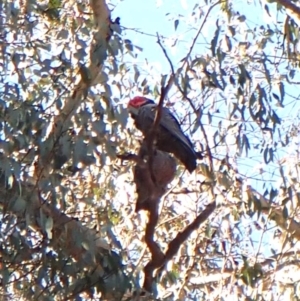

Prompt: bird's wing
xmin=160 ymin=107 xmax=195 ymax=150
xmin=140 ymin=104 xmax=195 ymax=151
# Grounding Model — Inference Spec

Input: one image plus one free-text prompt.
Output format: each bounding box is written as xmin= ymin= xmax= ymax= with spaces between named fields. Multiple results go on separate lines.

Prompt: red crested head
xmin=128 ymin=96 xmax=154 ymax=108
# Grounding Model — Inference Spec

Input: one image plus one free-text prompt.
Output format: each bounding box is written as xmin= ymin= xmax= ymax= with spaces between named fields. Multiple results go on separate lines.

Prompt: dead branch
xmin=143 ymin=201 xmax=216 ymax=292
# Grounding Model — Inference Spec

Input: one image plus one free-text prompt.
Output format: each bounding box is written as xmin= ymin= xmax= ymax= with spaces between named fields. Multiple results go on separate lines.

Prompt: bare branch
xmin=143 ymin=201 xmax=216 ymax=292
xmin=143 ymin=33 xmax=179 ymax=183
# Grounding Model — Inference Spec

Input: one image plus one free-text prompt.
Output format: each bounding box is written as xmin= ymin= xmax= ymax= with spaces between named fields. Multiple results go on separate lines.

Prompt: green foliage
xmin=1 ymin=0 xmax=300 ymax=300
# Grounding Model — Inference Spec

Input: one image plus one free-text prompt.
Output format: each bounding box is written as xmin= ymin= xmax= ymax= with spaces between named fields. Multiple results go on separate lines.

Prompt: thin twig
xmin=157 ymin=33 xmax=176 ymax=76
xmin=156 ymin=2 xmax=221 ymax=173
xmin=146 ymin=36 xmax=176 ymax=182
xmin=184 ymin=1 xmax=222 ymax=64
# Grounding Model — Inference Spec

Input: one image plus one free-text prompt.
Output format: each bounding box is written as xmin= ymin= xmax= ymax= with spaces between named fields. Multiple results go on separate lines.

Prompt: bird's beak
xmin=128 ymin=105 xmax=138 ymax=115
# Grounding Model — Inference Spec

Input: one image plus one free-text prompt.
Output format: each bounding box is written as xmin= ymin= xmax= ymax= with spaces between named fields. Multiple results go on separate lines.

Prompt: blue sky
xmin=113 ymin=0 xmax=204 ymax=71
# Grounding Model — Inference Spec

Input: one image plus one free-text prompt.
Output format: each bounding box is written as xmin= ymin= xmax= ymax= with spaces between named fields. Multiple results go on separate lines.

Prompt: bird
xmin=128 ymin=96 xmax=201 ymax=173
xmin=134 ymin=147 xmax=177 ymax=212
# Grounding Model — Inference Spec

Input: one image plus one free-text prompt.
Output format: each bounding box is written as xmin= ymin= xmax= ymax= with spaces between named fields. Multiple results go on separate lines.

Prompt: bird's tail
xmin=175 ymin=145 xmax=197 ymax=173
xmin=196 ymin=151 xmax=203 ymax=160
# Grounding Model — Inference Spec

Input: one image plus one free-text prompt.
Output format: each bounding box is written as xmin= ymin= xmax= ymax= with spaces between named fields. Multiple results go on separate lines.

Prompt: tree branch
xmin=276 ymin=0 xmax=300 ymax=26
xmin=143 ymin=201 xmax=216 ymax=292
xmin=137 ymin=4 xmax=223 ymax=293
xmin=146 ymin=42 xmax=175 ymax=183
xmin=37 ymin=0 xmax=114 ymax=178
